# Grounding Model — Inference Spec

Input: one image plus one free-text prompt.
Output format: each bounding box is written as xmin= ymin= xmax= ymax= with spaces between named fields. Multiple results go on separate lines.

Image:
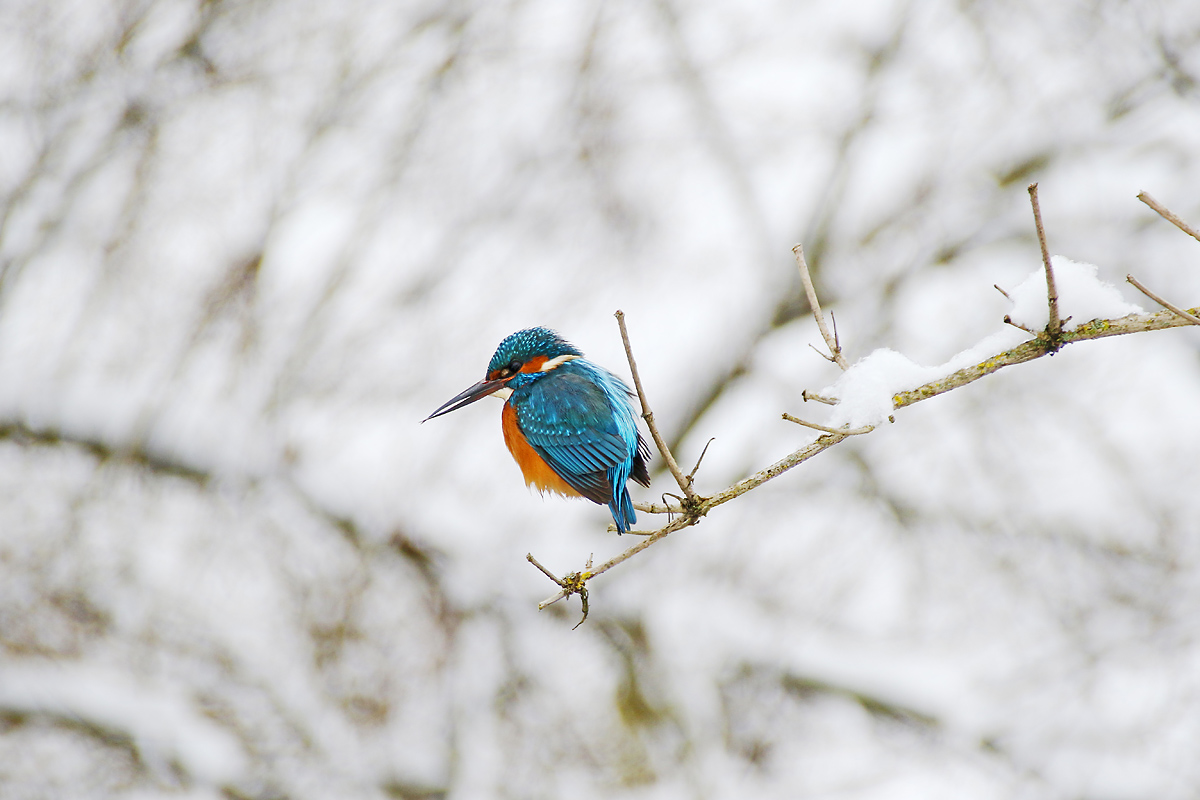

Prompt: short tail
xmin=608 ymin=460 xmax=637 ymax=535
xmin=609 ymin=488 xmax=637 ymax=535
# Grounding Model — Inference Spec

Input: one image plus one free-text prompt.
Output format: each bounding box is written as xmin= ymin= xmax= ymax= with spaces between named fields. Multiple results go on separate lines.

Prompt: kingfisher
xmin=424 ymin=327 xmax=651 ymax=534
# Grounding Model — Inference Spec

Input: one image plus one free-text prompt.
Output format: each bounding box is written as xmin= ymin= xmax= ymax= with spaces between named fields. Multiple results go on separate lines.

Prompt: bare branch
xmin=538 ymin=587 xmax=570 ymax=609
xmin=794 ymin=244 xmax=849 ymax=370
xmin=702 ymin=432 xmax=850 ymax=507
xmin=554 ymin=513 xmax=696 ymax=590
xmin=892 ymin=306 xmax=1199 ymax=408
xmin=1127 ymin=275 xmax=1200 ymax=326
xmin=615 ymin=310 xmax=699 ymax=501
xmin=1028 ymin=183 xmax=1063 ymax=346
xmin=633 ymin=500 xmax=683 ymax=515
xmin=1138 ymin=192 xmax=1200 ymax=243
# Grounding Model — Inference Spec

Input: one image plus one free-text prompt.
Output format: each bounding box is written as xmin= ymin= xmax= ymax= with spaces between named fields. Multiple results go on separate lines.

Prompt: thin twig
xmin=793 ymin=244 xmax=849 ymax=370
xmin=808 ymin=343 xmax=835 ymax=362
xmin=1127 ymin=275 xmax=1200 ymax=326
xmin=781 ymin=413 xmax=873 ymax=435
xmin=1138 ymin=192 xmax=1200 ymax=244
xmin=687 ymin=438 xmax=716 ymax=482
xmin=615 ymin=310 xmax=699 ymax=501
xmin=1028 ymin=183 xmax=1062 ymax=346
xmin=526 ymin=553 xmax=561 ymax=584
xmin=1003 ymin=315 xmax=1040 ymax=335
xmin=994 ymin=284 xmax=1012 ymax=301
xmin=802 ymin=390 xmax=838 ymax=405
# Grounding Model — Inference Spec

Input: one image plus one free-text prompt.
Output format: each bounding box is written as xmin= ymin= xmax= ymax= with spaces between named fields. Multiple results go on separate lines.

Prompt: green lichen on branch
xmin=893 ymin=307 xmax=1199 ymax=410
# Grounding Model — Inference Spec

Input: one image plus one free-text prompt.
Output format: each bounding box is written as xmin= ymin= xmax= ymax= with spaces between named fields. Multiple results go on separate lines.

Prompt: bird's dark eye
xmin=507 ymin=360 xmax=522 ymax=374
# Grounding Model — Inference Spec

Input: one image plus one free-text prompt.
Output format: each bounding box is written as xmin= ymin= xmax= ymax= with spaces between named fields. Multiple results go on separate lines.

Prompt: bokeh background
xmin=2 ymin=0 xmax=1200 ymax=798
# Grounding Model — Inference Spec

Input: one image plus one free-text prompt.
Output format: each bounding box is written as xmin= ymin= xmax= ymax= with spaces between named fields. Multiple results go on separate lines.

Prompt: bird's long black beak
xmin=423 ymin=378 xmax=509 ymax=422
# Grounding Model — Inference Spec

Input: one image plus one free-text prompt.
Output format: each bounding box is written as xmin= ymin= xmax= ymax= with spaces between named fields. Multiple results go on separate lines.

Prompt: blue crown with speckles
xmin=488 ymin=327 xmax=583 ymax=372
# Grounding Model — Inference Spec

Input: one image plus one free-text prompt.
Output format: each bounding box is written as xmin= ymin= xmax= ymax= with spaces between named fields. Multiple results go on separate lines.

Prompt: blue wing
xmin=514 ymin=361 xmax=648 ymax=532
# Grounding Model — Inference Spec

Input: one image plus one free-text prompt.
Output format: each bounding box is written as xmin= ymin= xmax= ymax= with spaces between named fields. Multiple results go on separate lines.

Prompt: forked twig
xmin=794 ymin=244 xmax=849 ymax=370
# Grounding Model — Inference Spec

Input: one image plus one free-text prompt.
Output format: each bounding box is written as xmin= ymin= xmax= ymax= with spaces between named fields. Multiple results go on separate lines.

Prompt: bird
xmin=424 ymin=327 xmax=651 ymax=534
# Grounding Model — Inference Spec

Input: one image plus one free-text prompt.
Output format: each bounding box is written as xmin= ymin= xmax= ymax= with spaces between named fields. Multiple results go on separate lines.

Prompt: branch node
xmin=528 ymin=553 xmax=592 ymax=626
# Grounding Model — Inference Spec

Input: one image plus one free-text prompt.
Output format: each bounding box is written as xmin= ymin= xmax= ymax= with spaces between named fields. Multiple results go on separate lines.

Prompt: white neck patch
xmin=540 ymin=354 xmax=579 ymax=371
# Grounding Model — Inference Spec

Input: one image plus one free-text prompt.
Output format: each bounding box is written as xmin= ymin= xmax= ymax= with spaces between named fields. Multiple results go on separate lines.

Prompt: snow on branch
xmin=528 ymin=191 xmax=1200 ymax=625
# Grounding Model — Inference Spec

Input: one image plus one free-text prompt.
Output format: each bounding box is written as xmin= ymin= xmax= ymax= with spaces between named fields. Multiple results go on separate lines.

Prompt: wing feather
xmin=514 ymin=368 xmax=634 ymax=506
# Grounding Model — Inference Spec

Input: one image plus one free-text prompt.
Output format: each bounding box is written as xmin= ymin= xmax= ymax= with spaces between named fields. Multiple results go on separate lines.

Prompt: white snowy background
xmin=2 ymin=0 xmax=1200 ymax=798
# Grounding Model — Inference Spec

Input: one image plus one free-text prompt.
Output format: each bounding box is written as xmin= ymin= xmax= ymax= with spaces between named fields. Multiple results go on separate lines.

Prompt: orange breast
xmin=501 ymin=402 xmax=583 ymax=498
